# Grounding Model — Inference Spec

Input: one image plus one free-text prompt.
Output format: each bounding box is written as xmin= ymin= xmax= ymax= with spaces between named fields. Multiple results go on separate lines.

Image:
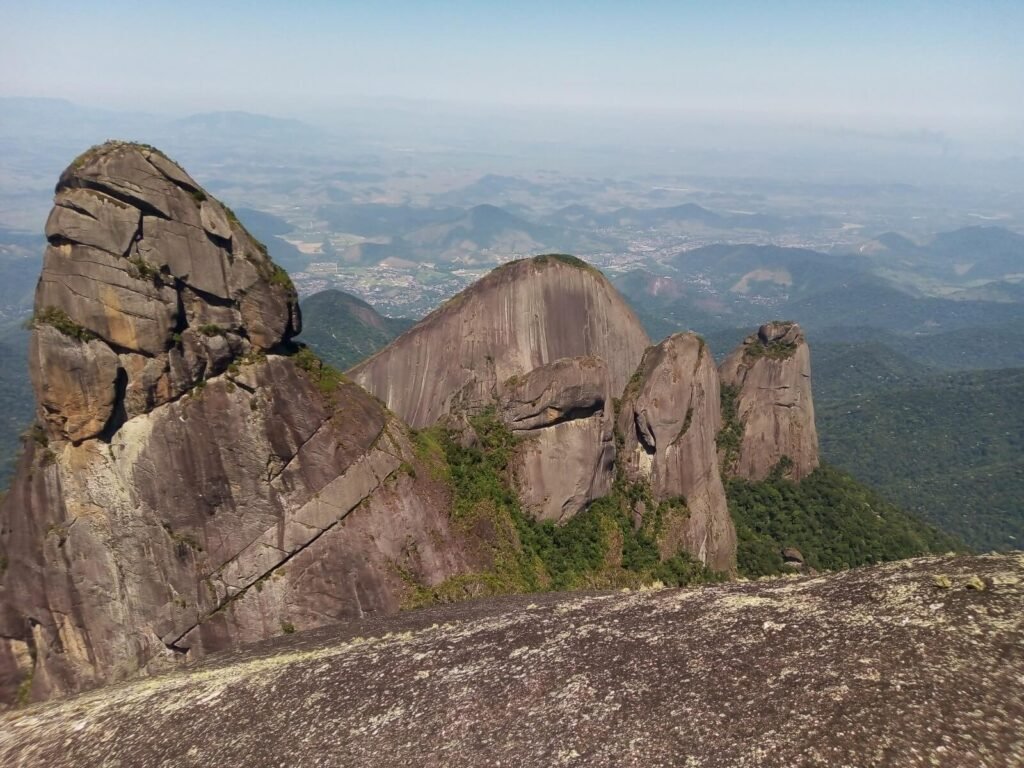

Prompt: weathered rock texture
xmin=351 ymin=255 xmax=650 ymax=428
xmin=351 ymin=255 xmax=648 ymax=526
xmin=0 ymin=144 xmax=476 ymax=706
xmin=497 ymin=356 xmax=615 ymax=522
xmin=719 ymin=321 xmax=820 ymax=481
xmin=3 ymin=553 xmax=1021 ymax=768
xmin=618 ymin=333 xmax=736 ymax=572
xmin=34 ymin=142 xmax=301 ymax=443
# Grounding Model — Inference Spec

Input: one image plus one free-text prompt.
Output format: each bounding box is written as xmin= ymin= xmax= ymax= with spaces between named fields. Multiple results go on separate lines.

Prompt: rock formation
xmin=719 ymin=321 xmax=819 ymax=481
xmin=617 ymin=333 xmax=736 ymax=572
xmin=351 ymin=254 xmax=648 ymax=525
xmin=496 ymin=356 xmax=615 ymax=522
xmin=0 ymin=145 xmax=836 ymax=710
xmin=0 ymin=143 xmax=476 ymax=705
xmin=4 ymin=553 xmax=1020 ymax=768
xmin=35 ymin=142 xmax=300 ymax=439
xmin=350 ymin=255 xmax=650 ymax=428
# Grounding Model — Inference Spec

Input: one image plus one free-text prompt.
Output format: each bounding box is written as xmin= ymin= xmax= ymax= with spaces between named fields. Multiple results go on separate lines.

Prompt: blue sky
xmin=2 ymin=0 xmax=1021 ymax=134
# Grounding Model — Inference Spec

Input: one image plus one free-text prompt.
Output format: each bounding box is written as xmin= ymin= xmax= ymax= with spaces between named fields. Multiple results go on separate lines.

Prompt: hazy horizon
xmin=2 ymin=1 xmax=1022 ymax=150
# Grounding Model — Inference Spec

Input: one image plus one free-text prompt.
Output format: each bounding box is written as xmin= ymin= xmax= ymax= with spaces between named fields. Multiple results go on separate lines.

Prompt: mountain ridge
xmin=0 ymin=144 xmax=958 ymax=709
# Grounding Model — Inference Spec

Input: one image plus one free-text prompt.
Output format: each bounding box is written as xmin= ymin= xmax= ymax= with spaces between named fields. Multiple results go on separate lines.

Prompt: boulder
xmin=781 ymin=547 xmax=805 ymax=566
xmin=497 ymin=357 xmax=615 ymax=522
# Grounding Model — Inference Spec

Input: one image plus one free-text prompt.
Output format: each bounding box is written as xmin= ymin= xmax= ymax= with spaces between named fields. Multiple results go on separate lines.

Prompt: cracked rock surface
xmin=719 ymin=321 xmax=820 ymax=481
xmin=2 ymin=553 xmax=1020 ymax=768
xmin=0 ymin=144 xmax=478 ymax=706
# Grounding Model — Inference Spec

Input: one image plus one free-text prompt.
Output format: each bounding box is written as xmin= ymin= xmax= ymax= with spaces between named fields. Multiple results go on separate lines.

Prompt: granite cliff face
xmin=719 ymin=321 xmax=820 ymax=481
xmin=350 ymin=255 xmax=650 ymax=428
xmin=351 ymin=255 xmax=648 ymax=525
xmin=617 ymin=333 xmax=736 ymax=572
xmin=0 ymin=144 xmax=475 ymax=706
xmin=496 ymin=356 xmax=615 ymax=522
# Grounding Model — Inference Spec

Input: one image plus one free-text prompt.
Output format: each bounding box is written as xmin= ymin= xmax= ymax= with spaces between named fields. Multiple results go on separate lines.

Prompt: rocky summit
xmin=0 ymin=143 xmax=482 ymax=705
xmin=350 ymin=254 xmax=651 ymax=428
xmin=1 ymin=553 xmax=1021 ymax=767
xmin=719 ymin=321 xmax=819 ymax=481
xmin=0 ymin=144 xmax=834 ymax=709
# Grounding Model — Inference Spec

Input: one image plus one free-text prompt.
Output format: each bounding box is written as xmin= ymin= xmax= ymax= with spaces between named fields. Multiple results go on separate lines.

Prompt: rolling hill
xmin=300 ymin=289 xmax=414 ymax=371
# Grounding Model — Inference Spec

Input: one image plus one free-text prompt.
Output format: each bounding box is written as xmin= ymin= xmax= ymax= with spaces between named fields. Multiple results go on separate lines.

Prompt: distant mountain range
xmin=616 ymin=234 xmax=1024 ymax=340
xmin=545 ymin=202 xmax=834 ymax=234
xmin=0 ymin=97 xmax=327 ymax=153
xmin=856 ymin=225 xmax=1024 ymax=284
xmin=318 ymin=202 xmax=613 ymax=265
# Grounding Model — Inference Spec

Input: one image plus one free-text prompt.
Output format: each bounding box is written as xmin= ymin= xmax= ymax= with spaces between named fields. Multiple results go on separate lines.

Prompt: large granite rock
xmin=719 ymin=321 xmax=819 ymax=481
xmin=34 ymin=141 xmax=301 ymax=440
xmin=350 ymin=255 xmax=650 ymax=428
xmin=4 ymin=553 xmax=1020 ymax=768
xmin=497 ymin=357 xmax=615 ymax=522
xmin=617 ymin=333 xmax=736 ymax=572
xmin=0 ymin=144 xmax=477 ymax=706
xmin=29 ymin=325 xmax=121 ymax=442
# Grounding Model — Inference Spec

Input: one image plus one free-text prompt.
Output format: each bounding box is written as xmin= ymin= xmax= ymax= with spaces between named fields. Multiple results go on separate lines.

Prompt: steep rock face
xmin=350 ymin=255 xmax=650 ymax=428
xmin=0 ymin=144 xmax=475 ymax=706
xmin=33 ymin=141 xmax=301 ymax=443
xmin=496 ymin=357 xmax=615 ymax=522
xmin=719 ymin=321 xmax=819 ymax=481
xmin=617 ymin=333 xmax=735 ymax=572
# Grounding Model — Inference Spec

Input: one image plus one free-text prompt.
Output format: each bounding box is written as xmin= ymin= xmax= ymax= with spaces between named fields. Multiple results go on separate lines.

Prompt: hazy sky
xmin=2 ymin=0 xmax=1022 ymax=135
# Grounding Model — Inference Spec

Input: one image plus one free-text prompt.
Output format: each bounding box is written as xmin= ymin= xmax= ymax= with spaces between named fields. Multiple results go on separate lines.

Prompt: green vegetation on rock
xmin=406 ymin=409 xmax=723 ymax=607
xmin=716 ymin=383 xmax=742 ymax=473
xmin=291 ymin=346 xmax=348 ymax=399
xmin=532 ymin=253 xmax=597 ymax=272
xmin=728 ymin=464 xmax=959 ymax=578
xmin=29 ymin=307 xmax=95 ymax=341
xmin=743 ymin=337 xmax=798 ymax=361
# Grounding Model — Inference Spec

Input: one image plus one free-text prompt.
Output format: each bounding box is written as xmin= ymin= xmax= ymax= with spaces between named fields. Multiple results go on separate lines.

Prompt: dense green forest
xmin=0 ymin=320 xmax=32 ymax=483
xmin=300 ymin=289 xmax=412 ymax=371
xmin=728 ymin=465 xmax=959 ymax=577
xmin=818 ymin=367 xmax=1024 ymax=551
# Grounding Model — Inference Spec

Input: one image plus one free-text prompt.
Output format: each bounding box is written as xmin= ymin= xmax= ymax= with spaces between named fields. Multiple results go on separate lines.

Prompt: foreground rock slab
xmin=2 ymin=553 xmax=1021 ymax=768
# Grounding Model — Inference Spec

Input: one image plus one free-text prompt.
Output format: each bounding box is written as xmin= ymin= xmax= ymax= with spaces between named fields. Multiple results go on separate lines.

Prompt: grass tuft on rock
xmin=29 ymin=307 xmax=96 ymax=342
